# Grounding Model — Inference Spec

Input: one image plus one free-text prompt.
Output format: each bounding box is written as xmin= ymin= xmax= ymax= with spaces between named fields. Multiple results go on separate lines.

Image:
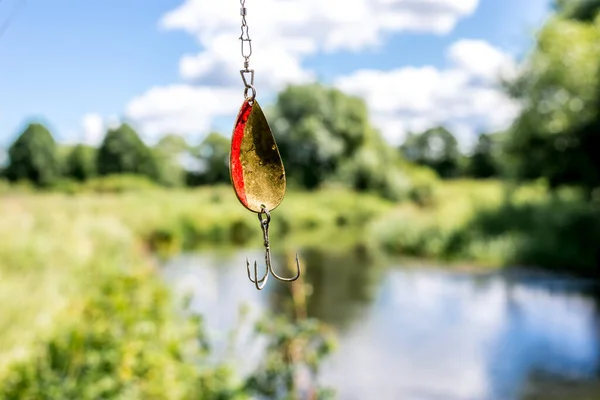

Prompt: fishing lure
xmin=230 ymin=0 xmax=300 ymax=290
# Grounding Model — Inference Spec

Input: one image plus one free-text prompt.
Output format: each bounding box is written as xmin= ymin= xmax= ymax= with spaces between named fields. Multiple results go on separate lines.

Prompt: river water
xmin=162 ymin=247 xmax=600 ymax=400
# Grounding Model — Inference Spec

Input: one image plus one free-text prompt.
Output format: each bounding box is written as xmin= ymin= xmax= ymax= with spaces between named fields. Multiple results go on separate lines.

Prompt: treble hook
xmin=246 ymin=206 xmax=301 ymax=290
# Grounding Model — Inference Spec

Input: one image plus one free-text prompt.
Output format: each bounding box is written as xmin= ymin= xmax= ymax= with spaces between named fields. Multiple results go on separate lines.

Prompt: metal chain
xmin=239 ymin=0 xmax=256 ymax=101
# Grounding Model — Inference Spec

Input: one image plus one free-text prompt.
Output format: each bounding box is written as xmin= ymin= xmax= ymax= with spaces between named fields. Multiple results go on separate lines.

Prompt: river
xmin=162 ymin=247 xmax=600 ymax=400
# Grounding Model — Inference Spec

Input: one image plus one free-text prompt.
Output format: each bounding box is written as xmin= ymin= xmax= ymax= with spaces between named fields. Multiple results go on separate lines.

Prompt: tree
xmin=272 ymin=84 xmax=372 ymax=189
xmin=271 ymin=84 xmax=411 ymax=200
xmin=66 ymin=145 xmax=97 ymax=182
xmin=467 ymin=134 xmax=499 ymax=178
xmin=505 ymin=13 xmax=600 ymax=195
xmin=186 ymin=132 xmax=230 ymax=186
xmin=400 ymin=126 xmax=461 ymax=179
xmin=97 ymin=123 xmax=159 ymax=180
xmin=556 ymin=0 xmax=600 ymax=21
xmin=5 ymin=123 xmax=60 ymax=186
xmin=153 ymin=134 xmax=188 ymax=187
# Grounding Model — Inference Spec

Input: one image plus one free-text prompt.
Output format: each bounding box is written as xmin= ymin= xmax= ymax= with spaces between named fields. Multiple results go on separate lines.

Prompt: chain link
xmin=239 ymin=0 xmax=252 ymax=67
xmin=239 ymin=0 xmax=256 ymax=101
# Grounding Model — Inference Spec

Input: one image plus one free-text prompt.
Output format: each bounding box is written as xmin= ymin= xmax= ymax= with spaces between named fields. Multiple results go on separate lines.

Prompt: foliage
xmin=0 ymin=271 xmax=243 ymax=400
xmin=556 ymin=0 xmax=600 ymax=21
xmin=81 ymin=174 xmax=159 ymax=193
xmin=240 ymin=262 xmax=338 ymax=400
xmin=245 ymin=316 xmax=336 ymax=400
xmin=467 ymin=133 xmax=500 ymax=178
xmin=402 ymin=163 xmax=440 ymax=206
xmin=153 ymin=134 xmax=188 ymax=187
xmin=400 ymin=126 xmax=461 ymax=179
xmin=187 ymin=132 xmax=231 ymax=186
xmin=66 ymin=144 xmax=97 ymax=181
xmin=272 ymin=84 xmax=367 ymax=189
xmin=55 ymin=144 xmax=74 ymax=177
xmin=97 ymin=123 xmax=159 ymax=180
xmin=505 ymin=14 xmax=600 ymax=195
xmin=5 ymin=123 xmax=60 ymax=186
xmin=368 ymin=180 xmax=600 ymax=276
xmin=3 ymin=85 xmax=439 ymax=202
xmin=455 ymin=190 xmax=600 ymax=276
xmin=271 ymin=83 xmax=412 ymax=200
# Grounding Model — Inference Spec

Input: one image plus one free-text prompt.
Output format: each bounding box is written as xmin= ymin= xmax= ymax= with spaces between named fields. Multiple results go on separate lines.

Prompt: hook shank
xmin=245 ymin=206 xmax=300 ymax=290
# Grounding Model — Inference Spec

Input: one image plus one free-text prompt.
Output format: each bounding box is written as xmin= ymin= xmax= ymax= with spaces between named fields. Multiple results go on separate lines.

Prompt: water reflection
xmin=268 ymin=247 xmax=385 ymax=328
xmin=162 ymin=248 xmax=600 ymax=400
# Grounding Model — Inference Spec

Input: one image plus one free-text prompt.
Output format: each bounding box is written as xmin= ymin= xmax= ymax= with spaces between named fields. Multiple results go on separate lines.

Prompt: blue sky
xmin=0 ymin=0 xmax=551 ymax=148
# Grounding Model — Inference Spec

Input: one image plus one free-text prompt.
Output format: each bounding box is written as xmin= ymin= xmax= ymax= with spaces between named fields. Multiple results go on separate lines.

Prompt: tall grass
xmin=0 ymin=195 xmax=137 ymax=373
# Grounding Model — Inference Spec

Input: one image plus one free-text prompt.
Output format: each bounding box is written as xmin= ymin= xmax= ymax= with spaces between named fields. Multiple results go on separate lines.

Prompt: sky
xmin=0 ymin=0 xmax=551 ymax=149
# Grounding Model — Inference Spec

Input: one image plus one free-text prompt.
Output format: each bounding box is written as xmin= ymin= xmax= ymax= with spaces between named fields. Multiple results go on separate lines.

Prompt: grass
xmin=0 ymin=195 xmax=138 ymax=374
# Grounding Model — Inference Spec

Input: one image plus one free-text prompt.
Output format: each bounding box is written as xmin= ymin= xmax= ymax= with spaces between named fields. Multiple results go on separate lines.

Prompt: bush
xmin=369 ymin=180 xmax=600 ymax=275
xmin=0 ymin=270 xmax=243 ymax=400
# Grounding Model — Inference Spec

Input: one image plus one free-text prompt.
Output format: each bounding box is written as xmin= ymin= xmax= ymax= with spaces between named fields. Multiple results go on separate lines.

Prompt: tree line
xmin=2 ymin=0 xmax=599 ymax=200
xmin=0 ymin=85 xmax=503 ymax=196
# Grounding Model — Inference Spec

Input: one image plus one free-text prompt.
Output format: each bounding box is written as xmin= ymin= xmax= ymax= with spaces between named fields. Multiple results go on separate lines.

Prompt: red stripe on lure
xmin=230 ymin=100 xmax=253 ymax=207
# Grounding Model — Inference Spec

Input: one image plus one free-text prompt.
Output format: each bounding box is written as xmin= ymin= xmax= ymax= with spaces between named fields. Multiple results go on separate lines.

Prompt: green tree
xmin=272 ymin=84 xmax=370 ymax=189
xmin=505 ymin=14 xmax=600 ymax=195
xmin=55 ymin=145 xmax=74 ymax=177
xmin=556 ymin=0 xmax=600 ymax=21
xmin=271 ymin=84 xmax=410 ymax=200
xmin=400 ymin=126 xmax=461 ymax=179
xmin=5 ymin=123 xmax=60 ymax=186
xmin=187 ymin=132 xmax=230 ymax=186
xmin=467 ymin=134 xmax=499 ymax=178
xmin=66 ymin=144 xmax=97 ymax=182
xmin=153 ymin=134 xmax=188 ymax=187
xmin=97 ymin=123 xmax=159 ymax=180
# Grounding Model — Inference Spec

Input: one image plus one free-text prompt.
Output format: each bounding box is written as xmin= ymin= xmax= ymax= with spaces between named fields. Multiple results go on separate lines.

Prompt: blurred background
xmin=1 ymin=0 xmax=599 ymax=399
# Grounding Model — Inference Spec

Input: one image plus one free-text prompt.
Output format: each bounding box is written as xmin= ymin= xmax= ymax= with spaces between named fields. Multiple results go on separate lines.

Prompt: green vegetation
xmin=271 ymin=83 xmax=420 ymax=200
xmin=505 ymin=9 xmax=600 ymax=196
xmin=400 ymin=126 xmax=461 ymax=179
xmin=186 ymin=132 xmax=230 ymax=186
xmin=4 ymin=123 xmax=60 ymax=187
xmin=371 ymin=180 xmax=600 ymax=275
xmin=97 ymin=123 xmax=159 ymax=180
xmin=0 ymin=177 xmax=595 ymax=274
xmin=0 ymin=185 xmax=337 ymax=398
xmin=65 ymin=144 xmax=97 ymax=182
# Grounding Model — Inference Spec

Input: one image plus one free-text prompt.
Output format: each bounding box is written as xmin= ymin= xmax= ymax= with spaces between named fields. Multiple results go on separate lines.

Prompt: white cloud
xmin=161 ymin=0 xmax=479 ymax=88
xmin=121 ymin=0 xmax=482 ymax=142
xmin=448 ymin=39 xmax=517 ymax=82
xmin=81 ymin=113 xmax=105 ymax=146
xmin=335 ymin=39 xmax=520 ymax=148
xmin=119 ymin=0 xmax=521 ymax=148
xmin=64 ymin=114 xmax=124 ymax=146
xmin=125 ymin=85 xmax=241 ymax=142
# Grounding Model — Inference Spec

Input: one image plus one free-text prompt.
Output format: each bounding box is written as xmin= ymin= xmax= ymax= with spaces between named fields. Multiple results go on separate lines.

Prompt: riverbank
xmin=1 ymin=178 xmax=597 ymax=273
xmin=0 ymin=178 xmax=597 ymax=395
xmin=0 ymin=184 xmax=338 ymax=397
